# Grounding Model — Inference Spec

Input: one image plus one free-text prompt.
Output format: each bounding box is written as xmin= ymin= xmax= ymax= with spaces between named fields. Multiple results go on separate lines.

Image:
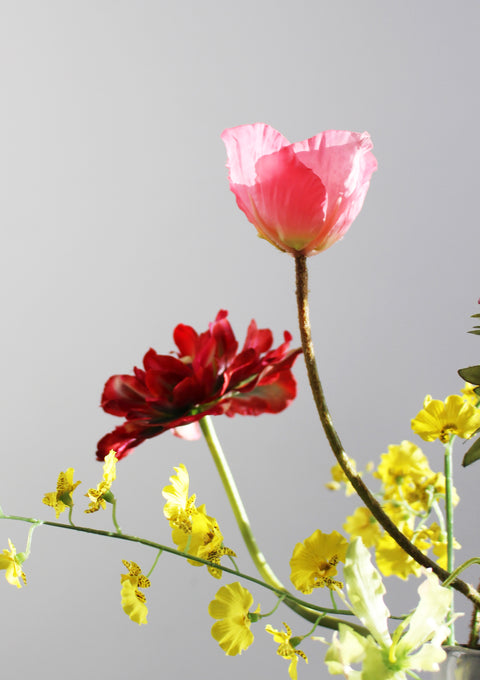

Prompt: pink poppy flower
xmin=221 ymin=123 xmax=377 ymax=256
xmin=96 ymin=310 xmax=302 ymax=460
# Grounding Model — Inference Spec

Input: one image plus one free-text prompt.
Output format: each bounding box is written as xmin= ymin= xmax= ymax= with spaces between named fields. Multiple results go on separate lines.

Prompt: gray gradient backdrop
xmin=1 ymin=2 xmax=479 ymax=679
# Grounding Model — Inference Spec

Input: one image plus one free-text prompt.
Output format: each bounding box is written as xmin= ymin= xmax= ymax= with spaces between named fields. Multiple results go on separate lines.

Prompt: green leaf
xmin=470 ymin=313 xmax=480 ymax=319
xmin=462 ymin=437 xmax=480 ymax=467
xmin=468 ymin=330 xmax=480 ymax=336
xmin=458 ymin=365 xmax=480 ymax=384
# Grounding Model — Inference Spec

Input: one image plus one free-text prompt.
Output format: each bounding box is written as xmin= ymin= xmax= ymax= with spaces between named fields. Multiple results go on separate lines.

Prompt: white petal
xmin=344 ymin=538 xmax=392 ymax=647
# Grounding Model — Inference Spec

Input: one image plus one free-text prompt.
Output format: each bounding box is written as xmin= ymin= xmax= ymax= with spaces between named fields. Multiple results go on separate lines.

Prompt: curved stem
xmin=24 ymin=522 xmax=41 ymax=558
xmin=146 ymin=548 xmax=163 ymax=578
xmin=0 ymin=511 xmax=364 ymax=631
xmin=198 ymin=416 xmax=366 ymax=633
xmin=294 ymin=253 xmax=480 ymax=609
xmin=443 ymin=558 xmax=480 ymax=588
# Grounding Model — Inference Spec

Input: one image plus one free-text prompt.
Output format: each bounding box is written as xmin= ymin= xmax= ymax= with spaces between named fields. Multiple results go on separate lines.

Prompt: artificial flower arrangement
xmin=2 ymin=123 xmax=480 ymax=680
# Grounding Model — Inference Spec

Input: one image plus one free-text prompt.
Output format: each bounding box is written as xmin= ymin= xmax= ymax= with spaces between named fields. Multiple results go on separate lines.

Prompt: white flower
xmin=324 ymin=538 xmax=452 ymax=679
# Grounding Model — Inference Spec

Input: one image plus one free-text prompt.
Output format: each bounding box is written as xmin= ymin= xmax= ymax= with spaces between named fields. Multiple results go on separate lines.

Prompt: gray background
xmin=1 ymin=2 xmax=479 ymax=678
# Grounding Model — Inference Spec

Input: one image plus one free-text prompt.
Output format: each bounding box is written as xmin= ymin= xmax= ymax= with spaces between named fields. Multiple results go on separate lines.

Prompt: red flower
xmin=96 ymin=310 xmax=302 ymax=460
xmin=221 ymin=123 xmax=377 ymax=256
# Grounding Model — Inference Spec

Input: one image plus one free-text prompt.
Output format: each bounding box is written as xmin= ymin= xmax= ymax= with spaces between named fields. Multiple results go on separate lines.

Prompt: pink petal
xmin=292 ymin=130 xmax=377 ymax=252
xmin=221 ymin=123 xmax=290 ymax=185
xmin=245 ymin=146 xmax=328 ymax=253
xmin=172 ymin=422 xmax=202 ymax=441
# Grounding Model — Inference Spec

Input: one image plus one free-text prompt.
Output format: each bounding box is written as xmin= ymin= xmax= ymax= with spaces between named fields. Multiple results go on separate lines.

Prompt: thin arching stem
xmin=294 ymin=252 xmax=480 ymax=610
xmin=0 ymin=509 xmax=366 ymax=633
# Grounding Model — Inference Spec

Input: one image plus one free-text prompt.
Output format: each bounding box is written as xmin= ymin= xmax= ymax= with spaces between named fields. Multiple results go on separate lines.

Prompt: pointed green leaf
xmin=462 ymin=437 xmax=480 ymax=467
xmin=458 ymin=366 xmax=480 ymax=384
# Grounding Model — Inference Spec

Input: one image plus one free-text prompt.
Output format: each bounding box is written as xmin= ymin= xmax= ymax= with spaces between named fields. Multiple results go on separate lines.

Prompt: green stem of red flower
xmin=294 ymin=252 xmax=480 ymax=610
xmin=198 ymin=415 xmax=362 ymax=631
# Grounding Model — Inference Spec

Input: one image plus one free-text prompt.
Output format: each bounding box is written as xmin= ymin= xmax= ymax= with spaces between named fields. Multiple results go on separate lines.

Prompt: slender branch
xmin=0 ymin=511 xmax=366 ymax=632
xmin=294 ymin=252 xmax=480 ymax=609
xmin=198 ymin=416 xmax=367 ymax=633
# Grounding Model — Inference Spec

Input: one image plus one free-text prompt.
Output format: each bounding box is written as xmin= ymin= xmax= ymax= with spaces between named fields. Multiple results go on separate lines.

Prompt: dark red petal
xmin=242 ymin=319 xmax=273 ymax=354
xmin=209 ymin=310 xmax=238 ymax=369
xmin=171 ymin=375 xmax=210 ymax=408
xmin=142 ymin=348 xmax=164 ymax=371
xmin=222 ymin=370 xmax=297 ymax=416
xmin=97 ymin=311 xmax=302 ymax=461
xmin=144 ymin=358 xmax=192 ymax=401
xmin=226 ymin=348 xmax=263 ymax=388
xmin=173 ymin=324 xmax=199 ymax=358
xmin=101 ymin=375 xmax=151 ymax=417
xmin=96 ymin=425 xmax=150 ymax=461
xmin=193 ymin=335 xmax=218 ymax=373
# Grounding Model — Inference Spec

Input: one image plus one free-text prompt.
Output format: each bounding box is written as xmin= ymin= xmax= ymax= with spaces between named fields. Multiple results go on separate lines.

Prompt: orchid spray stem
xmin=444 ymin=437 xmax=455 ymax=643
xmin=294 ymin=253 xmax=480 ymax=609
xmin=198 ymin=415 xmax=366 ymax=633
xmin=0 ymin=510 xmax=361 ymax=625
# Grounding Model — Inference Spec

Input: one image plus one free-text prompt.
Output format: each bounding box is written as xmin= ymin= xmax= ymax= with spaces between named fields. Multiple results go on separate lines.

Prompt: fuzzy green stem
xmin=0 ymin=510 xmax=365 ymax=632
xmin=294 ymin=252 xmax=480 ymax=609
xmin=198 ymin=415 xmax=362 ymax=631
